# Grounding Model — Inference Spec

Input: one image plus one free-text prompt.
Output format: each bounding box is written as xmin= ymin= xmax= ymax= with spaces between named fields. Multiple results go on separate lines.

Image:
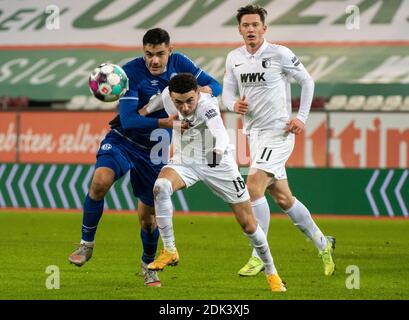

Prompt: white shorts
xmin=165 ymin=151 xmax=250 ymax=204
xmin=249 ymin=130 xmax=295 ymax=180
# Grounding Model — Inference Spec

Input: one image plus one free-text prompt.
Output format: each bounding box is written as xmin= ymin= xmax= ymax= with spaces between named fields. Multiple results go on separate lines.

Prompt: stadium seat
xmin=99 ymin=101 xmax=118 ymax=110
xmin=400 ymin=96 xmax=409 ymax=111
xmin=363 ymin=95 xmax=384 ymax=111
xmin=0 ymin=96 xmax=29 ymax=109
xmin=0 ymin=96 xmax=11 ymax=109
xmin=66 ymin=95 xmax=87 ymax=110
xmin=83 ymin=96 xmax=104 ymax=110
xmin=51 ymin=102 xmax=66 ymax=110
xmin=381 ymin=95 xmax=402 ymax=111
xmin=344 ymin=95 xmax=366 ymax=111
xmin=311 ymin=97 xmax=327 ymax=110
xmin=324 ymin=95 xmax=347 ymax=110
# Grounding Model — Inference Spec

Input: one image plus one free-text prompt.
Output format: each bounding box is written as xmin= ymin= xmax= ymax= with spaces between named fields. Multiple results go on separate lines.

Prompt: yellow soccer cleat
xmin=147 ymin=249 xmax=179 ymax=271
xmin=319 ymin=236 xmax=336 ymax=276
xmin=267 ymin=274 xmax=287 ymax=292
xmin=238 ymin=256 xmax=265 ymax=276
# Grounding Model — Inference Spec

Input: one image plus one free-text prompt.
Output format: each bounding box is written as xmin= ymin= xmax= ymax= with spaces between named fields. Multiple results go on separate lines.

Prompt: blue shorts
xmin=95 ymin=130 xmax=166 ymax=207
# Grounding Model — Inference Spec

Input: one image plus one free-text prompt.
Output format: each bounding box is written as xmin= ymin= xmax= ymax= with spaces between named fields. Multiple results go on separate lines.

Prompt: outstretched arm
xmin=138 ymin=94 xmax=164 ymax=116
xmin=197 ymin=74 xmax=222 ymax=97
xmin=204 ymin=115 xmax=230 ymax=167
xmin=119 ymin=90 xmax=159 ymax=130
xmin=120 ymin=90 xmax=183 ymax=130
xmin=207 ymin=116 xmax=229 ymax=154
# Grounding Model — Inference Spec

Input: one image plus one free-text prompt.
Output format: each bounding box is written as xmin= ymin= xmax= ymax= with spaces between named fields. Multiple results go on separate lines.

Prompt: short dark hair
xmin=143 ymin=28 xmax=170 ymax=46
xmin=168 ymin=73 xmax=198 ymax=94
xmin=236 ymin=4 xmax=267 ymax=25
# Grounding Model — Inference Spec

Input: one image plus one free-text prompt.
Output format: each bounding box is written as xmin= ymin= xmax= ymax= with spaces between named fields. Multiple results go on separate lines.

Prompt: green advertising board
xmin=1 ymin=163 xmax=407 ymax=217
xmin=1 ymin=45 xmax=409 ymax=100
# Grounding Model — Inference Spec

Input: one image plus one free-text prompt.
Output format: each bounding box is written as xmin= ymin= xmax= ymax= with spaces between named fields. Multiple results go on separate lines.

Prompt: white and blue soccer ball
xmin=89 ymin=63 xmax=129 ymax=102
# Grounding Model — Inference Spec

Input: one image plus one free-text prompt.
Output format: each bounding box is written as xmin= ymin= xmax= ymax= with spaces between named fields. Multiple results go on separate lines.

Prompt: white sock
xmin=251 ymin=197 xmax=270 ymax=258
xmin=245 ymin=224 xmax=277 ymax=275
xmin=154 ymin=178 xmax=176 ymax=252
xmin=156 ymin=216 xmax=176 ymax=252
xmin=285 ymin=197 xmax=328 ymax=251
xmin=80 ymin=240 xmax=94 ymax=247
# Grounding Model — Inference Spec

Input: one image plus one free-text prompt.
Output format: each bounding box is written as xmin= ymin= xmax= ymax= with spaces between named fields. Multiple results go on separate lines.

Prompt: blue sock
xmin=140 ymin=227 xmax=159 ymax=264
xmin=81 ymin=194 xmax=104 ymax=242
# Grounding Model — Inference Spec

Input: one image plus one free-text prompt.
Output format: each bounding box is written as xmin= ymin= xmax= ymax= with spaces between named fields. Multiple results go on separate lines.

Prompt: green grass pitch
xmin=0 ymin=211 xmax=408 ymax=300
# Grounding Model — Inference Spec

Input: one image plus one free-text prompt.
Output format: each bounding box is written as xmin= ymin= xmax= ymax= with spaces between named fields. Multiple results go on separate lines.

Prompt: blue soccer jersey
xmin=111 ymin=52 xmax=221 ymax=149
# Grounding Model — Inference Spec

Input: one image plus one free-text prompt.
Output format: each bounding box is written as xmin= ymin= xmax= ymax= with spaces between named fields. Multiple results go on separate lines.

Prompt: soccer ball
xmin=88 ymin=63 xmax=129 ymax=102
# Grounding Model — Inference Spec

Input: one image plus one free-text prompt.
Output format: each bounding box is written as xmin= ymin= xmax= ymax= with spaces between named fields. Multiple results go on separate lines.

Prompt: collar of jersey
xmin=244 ymin=39 xmax=268 ymax=59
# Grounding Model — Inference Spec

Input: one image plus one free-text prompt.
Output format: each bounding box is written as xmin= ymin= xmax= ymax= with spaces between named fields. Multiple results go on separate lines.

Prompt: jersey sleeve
xmin=278 ymin=46 xmax=310 ymax=81
xmin=197 ymin=94 xmax=221 ymax=121
xmin=161 ymin=87 xmax=178 ymax=116
xmin=145 ymin=94 xmax=164 ymax=114
xmin=279 ymin=46 xmax=314 ymax=124
xmin=118 ymin=63 xmax=159 ymax=130
xmin=198 ymin=95 xmax=229 ymax=153
xmin=222 ymin=51 xmax=239 ymax=112
xmin=174 ymin=53 xmax=222 ymax=97
xmin=119 ymin=90 xmax=159 ymax=130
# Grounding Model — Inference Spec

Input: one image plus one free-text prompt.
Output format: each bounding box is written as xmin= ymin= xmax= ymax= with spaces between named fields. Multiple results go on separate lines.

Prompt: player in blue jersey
xmin=68 ymin=28 xmax=222 ymax=287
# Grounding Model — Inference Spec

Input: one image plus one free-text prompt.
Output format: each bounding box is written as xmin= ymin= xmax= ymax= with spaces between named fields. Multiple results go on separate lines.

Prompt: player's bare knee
xmin=153 ymin=178 xmax=173 ymax=200
xmin=89 ymin=182 xmax=109 ymax=200
xmin=90 ymin=175 xmax=113 ymax=200
xmin=139 ymin=208 xmax=156 ymax=232
xmin=141 ymin=220 xmax=156 ymax=233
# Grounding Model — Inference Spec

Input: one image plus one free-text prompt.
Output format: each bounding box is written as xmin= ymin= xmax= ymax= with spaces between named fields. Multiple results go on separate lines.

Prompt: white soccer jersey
xmin=162 ymin=88 xmax=232 ymax=163
xmin=223 ymin=40 xmax=314 ymax=134
xmin=161 ymin=88 xmax=249 ymax=203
